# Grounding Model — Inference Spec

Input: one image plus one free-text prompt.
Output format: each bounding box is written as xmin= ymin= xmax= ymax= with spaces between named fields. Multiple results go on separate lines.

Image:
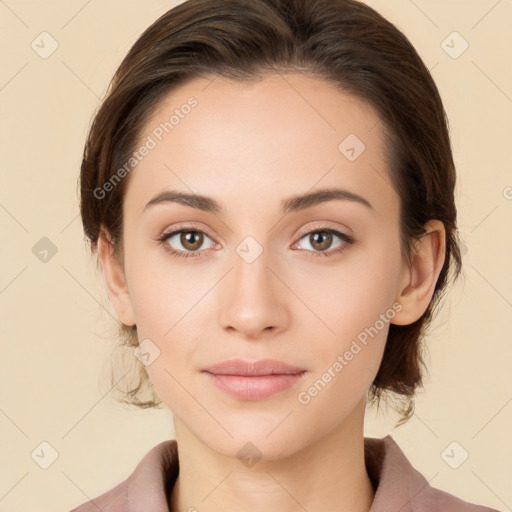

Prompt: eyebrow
xmin=143 ymin=187 xmax=373 ymax=215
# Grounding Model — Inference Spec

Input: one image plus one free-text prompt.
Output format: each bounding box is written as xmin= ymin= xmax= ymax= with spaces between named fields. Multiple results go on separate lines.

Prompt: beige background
xmin=1 ymin=0 xmax=511 ymax=511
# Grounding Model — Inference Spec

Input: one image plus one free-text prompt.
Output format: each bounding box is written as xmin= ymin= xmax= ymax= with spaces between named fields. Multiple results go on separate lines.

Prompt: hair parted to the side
xmin=79 ymin=0 xmax=463 ymax=427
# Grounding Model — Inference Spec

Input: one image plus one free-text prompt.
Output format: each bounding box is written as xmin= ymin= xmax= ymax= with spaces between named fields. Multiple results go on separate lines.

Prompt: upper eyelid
xmin=161 ymin=224 xmax=215 ymax=242
xmin=295 ymin=224 xmax=349 ymax=240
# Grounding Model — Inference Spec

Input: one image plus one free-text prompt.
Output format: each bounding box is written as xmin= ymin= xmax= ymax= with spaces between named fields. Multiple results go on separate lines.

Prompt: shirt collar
xmin=123 ymin=435 xmax=458 ymax=512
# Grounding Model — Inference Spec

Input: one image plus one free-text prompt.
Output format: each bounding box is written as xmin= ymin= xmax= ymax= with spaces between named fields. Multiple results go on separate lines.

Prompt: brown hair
xmin=80 ymin=0 xmax=463 ymax=426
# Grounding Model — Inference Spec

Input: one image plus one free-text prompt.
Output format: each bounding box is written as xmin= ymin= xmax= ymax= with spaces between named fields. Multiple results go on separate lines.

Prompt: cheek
xmin=294 ymin=232 xmax=402 ymax=346
xmin=124 ymin=249 xmax=208 ymax=395
xmin=125 ymin=244 xmax=208 ymax=337
xmin=294 ymin=279 xmax=394 ymax=421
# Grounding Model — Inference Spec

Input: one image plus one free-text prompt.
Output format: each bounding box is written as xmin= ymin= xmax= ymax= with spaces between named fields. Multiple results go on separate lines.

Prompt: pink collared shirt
xmin=68 ymin=435 xmax=500 ymax=511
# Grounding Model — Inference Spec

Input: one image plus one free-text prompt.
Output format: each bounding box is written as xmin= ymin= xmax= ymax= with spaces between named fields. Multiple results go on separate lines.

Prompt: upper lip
xmin=202 ymin=358 xmax=306 ymax=376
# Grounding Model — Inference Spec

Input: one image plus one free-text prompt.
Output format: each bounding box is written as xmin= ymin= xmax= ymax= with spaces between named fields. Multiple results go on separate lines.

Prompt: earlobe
xmin=392 ymin=220 xmax=446 ymax=326
xmin=97 ymin=229 xmax=136 ymax=327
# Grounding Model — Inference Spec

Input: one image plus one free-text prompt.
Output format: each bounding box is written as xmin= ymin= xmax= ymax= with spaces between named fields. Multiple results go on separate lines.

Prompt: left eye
xmin=293 ymin=228 xmax=353 ymax=256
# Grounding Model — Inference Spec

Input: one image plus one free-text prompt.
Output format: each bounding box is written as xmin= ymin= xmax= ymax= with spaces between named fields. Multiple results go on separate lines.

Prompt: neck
xmin=169 ymin=399 xmax=375 ymax=512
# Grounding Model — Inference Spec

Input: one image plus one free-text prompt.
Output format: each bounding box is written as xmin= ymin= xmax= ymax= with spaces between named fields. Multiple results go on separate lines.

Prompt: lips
xmin=202 ymin=358 xmax=306 ymax=376
xmin=202 ymin=359 xmax=308 ymax=400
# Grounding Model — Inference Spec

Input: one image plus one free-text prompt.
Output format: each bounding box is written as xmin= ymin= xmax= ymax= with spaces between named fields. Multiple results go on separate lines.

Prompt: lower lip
xmin=203 ymin=371 xmax=307 ymax=400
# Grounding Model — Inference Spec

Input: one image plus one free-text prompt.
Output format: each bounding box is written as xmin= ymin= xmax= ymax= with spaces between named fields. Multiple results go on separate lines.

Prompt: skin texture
xmin=98 ymin=73 xmax=446 ymax=512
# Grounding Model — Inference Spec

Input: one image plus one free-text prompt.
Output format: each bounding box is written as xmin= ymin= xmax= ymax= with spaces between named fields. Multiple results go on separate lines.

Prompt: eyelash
xmin=157 ymin=224 xmax=355 ymax=260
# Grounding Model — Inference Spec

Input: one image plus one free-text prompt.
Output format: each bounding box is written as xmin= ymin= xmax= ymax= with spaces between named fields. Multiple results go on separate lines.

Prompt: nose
xmin=218 ymin=245 xmax=290 ymax=340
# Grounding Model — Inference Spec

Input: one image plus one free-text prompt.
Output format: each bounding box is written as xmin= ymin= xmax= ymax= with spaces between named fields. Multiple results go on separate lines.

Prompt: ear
xmin=97 ymin=229 xmax=136 ymax=327
xmin=392 ymin=220 xmax=446 ymax=326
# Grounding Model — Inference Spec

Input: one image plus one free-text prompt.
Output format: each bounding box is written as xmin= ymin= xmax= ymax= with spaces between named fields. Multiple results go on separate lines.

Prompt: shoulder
xmin=416 ymin=483 xmax=501 ymax=512
xmin=66 ymin=440 xmax=178 ymax=512
xmin=366 ymin=435 xmax=501 ymax=512
xmin=67 ymin=480 xmax=128 ymax=512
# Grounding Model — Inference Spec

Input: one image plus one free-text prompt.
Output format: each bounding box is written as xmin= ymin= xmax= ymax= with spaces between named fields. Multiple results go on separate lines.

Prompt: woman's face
xmin=115 ymin=73 xmax=409 ymax=458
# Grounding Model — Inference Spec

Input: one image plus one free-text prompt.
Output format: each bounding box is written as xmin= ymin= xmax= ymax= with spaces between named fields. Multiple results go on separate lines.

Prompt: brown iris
xmin=309 ymin=231 xmax=332 ymax=251
xmin=180 ymin=231 xmax=204 ymax=251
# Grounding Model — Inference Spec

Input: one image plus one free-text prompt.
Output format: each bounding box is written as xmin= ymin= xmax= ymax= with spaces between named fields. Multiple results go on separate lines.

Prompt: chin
xmin=192 ymin=414 xmax=317 ymax=463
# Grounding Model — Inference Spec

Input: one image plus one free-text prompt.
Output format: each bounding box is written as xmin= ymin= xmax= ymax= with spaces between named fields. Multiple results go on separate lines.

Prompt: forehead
xmin=124 ymin=73 xmax=397 ymax=221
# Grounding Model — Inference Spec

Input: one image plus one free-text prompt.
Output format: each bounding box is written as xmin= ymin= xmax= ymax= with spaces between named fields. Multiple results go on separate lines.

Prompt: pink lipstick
xmin=202 ymin=358 xmax=308 ymax=400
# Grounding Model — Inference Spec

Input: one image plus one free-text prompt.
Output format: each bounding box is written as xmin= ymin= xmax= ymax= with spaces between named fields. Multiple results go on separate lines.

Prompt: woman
xmin=71 ymin=0 xmax=500 ymax=510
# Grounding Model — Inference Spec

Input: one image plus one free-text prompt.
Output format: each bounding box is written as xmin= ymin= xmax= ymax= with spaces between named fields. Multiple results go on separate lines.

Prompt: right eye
xmin=157 ymin=226 xmax=217 ymax=259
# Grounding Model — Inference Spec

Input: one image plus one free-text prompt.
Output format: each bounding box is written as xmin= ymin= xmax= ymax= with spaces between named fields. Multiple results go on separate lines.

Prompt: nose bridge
xmin=219 ymin=235 xmax=288 ymax=336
